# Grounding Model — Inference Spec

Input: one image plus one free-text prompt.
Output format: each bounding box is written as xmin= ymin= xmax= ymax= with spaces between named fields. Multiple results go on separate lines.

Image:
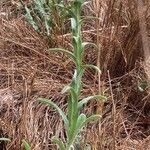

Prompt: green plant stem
xmin=66 ymin=1 xmax=84 ymax=149
xmin=38 ymin=1 xmax=106 ymax=149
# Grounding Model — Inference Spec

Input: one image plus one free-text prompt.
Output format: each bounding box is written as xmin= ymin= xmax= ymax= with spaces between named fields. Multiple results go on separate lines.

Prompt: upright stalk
xmin=39 ymin=1 xmax=106 ymax=149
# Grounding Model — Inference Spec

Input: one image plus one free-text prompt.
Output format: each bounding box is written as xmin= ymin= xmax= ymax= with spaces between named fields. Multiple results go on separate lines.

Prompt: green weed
xmin=38 ymin=0 xmax=106 ymax=149
xmin=20 ymin=0 xmax=65 ymax=37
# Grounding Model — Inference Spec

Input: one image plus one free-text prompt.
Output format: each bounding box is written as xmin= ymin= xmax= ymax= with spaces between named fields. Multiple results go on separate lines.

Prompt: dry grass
xmin=0 ymin=0 xmax=150 ymax=149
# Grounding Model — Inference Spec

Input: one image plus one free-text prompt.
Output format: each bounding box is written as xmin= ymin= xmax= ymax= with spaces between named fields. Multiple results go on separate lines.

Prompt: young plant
xmin=39 ymin=0 xmax=106 ymax=149
xmin=20 ymin=0 xmax=65 ymax=37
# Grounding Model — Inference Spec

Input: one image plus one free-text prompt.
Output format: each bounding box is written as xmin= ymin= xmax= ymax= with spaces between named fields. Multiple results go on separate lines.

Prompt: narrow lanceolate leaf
xmin=25 ymin=6 xmax=39 ymax=31
xmin=79 ymin=0 xmax=88 ymax=6
xmin=76 ymin=114 xmax=86 ymax=131
xmin=82 ymin=115 xmax=101 ymax=128
xmin=48 ymin=48 xmax=75 ymax=61
xmin=34 ymin=0 xmax=45 ymax=15
xmin=61 ymin=85 xmax=77 ymax=101
xmin=62 ymin=85 xmax=78 ymax=126
xmin=78 ymin=95 xmax=107 ymax=109
xmin=71 ymin=18 xmax=77 ymax=31
xmin=80 ymin=16 xmax=99 ymax=23
xmin=52 ymin=136 xmax=65 ymax=150
xmin=22 ymin=139 xmax=31 ymax=150
xmin=82 ymin=64 xmax=101 ymax=74
xmin=73 ymin=115 xmax=101 ymax=138
xmin=69 ymin=114 xmax=86 ymax=142
xmin=61 ymin=85 xmax=71 ymax=94
xmin=82 ymin=42 xmax=98 ymax=50
xmin=44 ymin=19 xmax=50 ymax=36
xmin=0 ymin=138 xmax=11 ymax=142
xmin=38 ymin=98 xmax=69 ymax=128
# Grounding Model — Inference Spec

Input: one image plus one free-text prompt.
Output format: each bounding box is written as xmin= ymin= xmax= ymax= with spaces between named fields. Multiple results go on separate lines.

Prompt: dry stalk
xmin=137 ymin=0 xmax=150 ymax=81
xmin=108 ymin=70 xmax=116 ymax=150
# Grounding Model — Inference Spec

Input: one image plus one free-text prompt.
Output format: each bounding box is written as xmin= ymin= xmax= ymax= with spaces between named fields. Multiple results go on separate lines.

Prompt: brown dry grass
xmin=0 ymin=0 xmax=150 ymax=150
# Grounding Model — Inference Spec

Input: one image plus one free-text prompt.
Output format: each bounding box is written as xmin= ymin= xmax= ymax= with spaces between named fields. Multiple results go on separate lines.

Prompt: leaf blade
xmin=82 ymin=42 xmax=98 ymax=50
xmin=38 ymin=98 xmax=69 ymax=128
xmin=48 ymin=48 xmax=75 ymax=61
xmin=52 ymin=136 xmax=66 ymax=150
xmin=82 ymin=64 xmax=101 ymax=74
xmin=22 ymin=139 xmax=31 ymax=150
xmin=83 ymin=115 xmax=101 ymax=126
xmin=78 ymin=95 xmax=107 ymax=109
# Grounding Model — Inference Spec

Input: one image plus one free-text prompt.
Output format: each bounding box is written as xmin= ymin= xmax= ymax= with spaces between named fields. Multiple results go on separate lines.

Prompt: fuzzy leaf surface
xmin=38 ymin=98 xmax=68 ymax=128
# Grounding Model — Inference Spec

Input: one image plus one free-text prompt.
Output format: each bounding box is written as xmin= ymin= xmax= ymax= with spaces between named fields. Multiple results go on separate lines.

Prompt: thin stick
xmin=108 ymin=70 xmax=116 ymax=150
xmin=93 ymin=0 xmax=103 ymax=149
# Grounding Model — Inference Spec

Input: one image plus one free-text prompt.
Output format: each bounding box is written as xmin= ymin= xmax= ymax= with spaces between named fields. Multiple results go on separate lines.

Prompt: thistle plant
xmin=39 ymin=0 xmax=106 ymax=149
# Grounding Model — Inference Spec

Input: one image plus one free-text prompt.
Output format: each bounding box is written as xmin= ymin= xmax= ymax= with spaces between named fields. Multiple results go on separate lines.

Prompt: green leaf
xmin=67 ymin=88 xmax=79 ymax=133
xmin=25 ymin=6 xmax=39 ymax=31
xmin=22 ymin=139 xmax=31 ymax=150
xmin=38 ymin=98 xmax=69 ymax=128
xmin=82 ymin=64 xmax=101 ymax=74
xmin=52 ymin=136 xmax=65 ymax=150
xmin=73 ymin=36 xmax=81 ymax=50
xmin=72 ymin=69 xmax=77 ymax=82
xmin=81 ymin=42 xmax=98 ymax=56
xmin=73 ymin=0 xmax=84 ymax=9
xmin=48 ymin=48 xmax=75 ymax=61
xmin=76 ymin=113 xmax=86 ymax=130
xmin=69 ymin=114 xmax=86 ymax=143
xmin=34 ymin=0 xmax=45 ymax=15
xmin=61 ymin=85 xmax=77 ymax=101
xmin=44 ymin=19 xmax=50 ymax=36
xmin=78 ymin=95 xmax=107 ymax=109
xmin=0 ymin=138 xmax=11 ymax=142
xmin=61 ymin=85 xmax=71 ymax=94
xmin=82 ymin=42 xmax=98 ymax=50
xmin=59 ymin=5 xmax=76 ymax=18
xmin=71 ymin=69 xmax=83 ymax=95
xmin=80 ymin=16 xmax=99 ymax=24
xmin=71 ymin=114 xmax=101 ymax=141
xmin=82 ymin=115 xmax=101 ymax=127
xmin=71 ymin=18 xmax=77 ymax=31
xmin=81 ymin=1 xmax=89 ymax=7
xmin=67 ymin=96 xmax=73 ymax=128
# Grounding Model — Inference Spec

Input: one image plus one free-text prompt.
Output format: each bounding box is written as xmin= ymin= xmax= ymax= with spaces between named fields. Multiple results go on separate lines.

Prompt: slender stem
xmin=66 ymin=1 xmax=83 ymax=149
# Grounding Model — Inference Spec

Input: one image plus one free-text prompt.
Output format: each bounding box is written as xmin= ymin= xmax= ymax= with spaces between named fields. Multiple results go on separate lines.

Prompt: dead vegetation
xmin=0 ymin=0 xmax=150 ymax=149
